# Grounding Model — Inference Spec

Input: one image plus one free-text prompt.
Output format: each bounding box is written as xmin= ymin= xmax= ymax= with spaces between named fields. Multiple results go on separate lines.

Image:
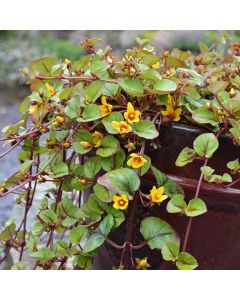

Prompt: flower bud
xmin=163 ymin=51 xmax=170 ymax=58
xmin=80 ymin=141 xmax=91 ymax=149
xmin=230 ymin=88 xmax=235 ymax=97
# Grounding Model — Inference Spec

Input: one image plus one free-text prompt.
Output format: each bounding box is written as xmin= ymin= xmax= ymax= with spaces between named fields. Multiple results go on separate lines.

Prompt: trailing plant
xmin=0 ymin=36 xmax=240 ymax=270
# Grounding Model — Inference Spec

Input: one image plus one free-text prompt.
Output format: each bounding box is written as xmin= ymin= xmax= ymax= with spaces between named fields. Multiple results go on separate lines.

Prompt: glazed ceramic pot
xmin=94 ymin=124 xmax=240 ymax=270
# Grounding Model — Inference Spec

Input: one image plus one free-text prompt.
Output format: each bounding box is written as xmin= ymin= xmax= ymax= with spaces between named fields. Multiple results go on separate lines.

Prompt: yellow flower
xmin=92 ymin=131 xmax=103 ymax=148
xmin=136 ymin=257 xmax=150 ymax=269
xmin=46 ymin=83 xmax=55 ymax=97
xmin=161 ymin=105 xmax=182 ymax=122
xmin=99 ymin=96 xmax=113 ymax=117
xmin=113 ymin=195 xmax=129 ymax=210
xmin=112 ymin=121 xmax=132 ymax=134
xmin=29 ymin=104 xmax=39 ymax=114
xmin=124 ymin=102 xmax=140 ymax=124
xmin=150 ymin=186 xmax=168 ymax=203
xmin=127 ymin=153 xmax=147 ymax=169
xmin=152 ymin=62 xmax=160 ymax=69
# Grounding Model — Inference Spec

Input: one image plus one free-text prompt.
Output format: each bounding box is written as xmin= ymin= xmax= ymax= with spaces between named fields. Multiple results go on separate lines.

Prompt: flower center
xmin=155 ymin=194 xmax=161 ymax=200
xmin=119 ymin=199 xmax=126 ymax=206
xmin=128 ymin=113 xmax=135 ymax=120
xmin=120 ymin=124 xmax=128 ymax=131
xmin=134 ymin=157 xmax=142 ymax=163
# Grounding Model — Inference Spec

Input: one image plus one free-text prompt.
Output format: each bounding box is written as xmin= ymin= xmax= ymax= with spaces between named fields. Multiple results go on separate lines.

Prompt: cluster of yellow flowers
xmin=112 ymin=185 xmax=168 ymax=211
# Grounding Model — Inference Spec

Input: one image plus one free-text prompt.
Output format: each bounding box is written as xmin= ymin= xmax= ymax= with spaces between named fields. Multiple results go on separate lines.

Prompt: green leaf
xmin=141 ymin=68 xmax=162 ymax=81
xmin=29 ymin=57 xmax=59 ymax=79
xmin=19 ymin=160 xmax=33 ymax=175
xmin=102 ymin=112 xmax=123 ymax=134
xmin=19 ymin=96 xmax=30 ymax=114
xmin=208 ymin=81 xmax=228 ymax=94
xmin=60 ymin=197 xmax=77 ymax=217
xmin=11 ymin=262 xmax=26 ymax=270
xmin=83 ymin=233 xmax=105 ymax=253
xmin=161 ymin=242 xmax=179 ymax=262
xmin=31 ymin=247 xmax=56 ymax=263
xmin=185 ymin=198 xmax=207 ymax=217
xmin=153 ymin=79 xmax=177 ymax=94
xmin=91 ymin=60 xmax=110 ymax=74
xmin=166 ymin=194 xmax=187 ymax=214
xmin=140 ymin=217 xmax=179 ymax=250
xmin=193 ymin=133 xmax=219 ymax=158
xmin=97 ymin=168 xmax=140 ymax=196
xmin=102 ymin=82 xmax=119 ymax=97
xmin=54 ymin=241 xmax=72 ymax=257
xmin=100 ymin=149 xmax=126 ymax=171
xmin=151 ymin=165 xmax=168 ymax=186
xmin=68 ymin=226 xmax=88 ymax=245
xmin=96 ymin=215 xmax=114 ymax=237
xmin=227 ymin=159 xmax=240 ymax=172
xmin=133 ymin=120 xmax=159 ymax=139
xmin=164 ymin=180 xmax=184 ymax=197
xmin=0 ymin=223 xmax=16 ymax=241
xmin=118 ymin=78 xmax=144 ymax=97
xmin=175 ymin=147 xmax=195 ymax=167
xmin=64 ymin=96 xmax=81 ymax=119
xmin=192 ymin=107 xmax=219 ymax=126
xmin=26 ymin=237 xmax=40 ymax=251
xmin=176 ymin=252 xmax=198 ymax=270
xmin=79 ymin=104 xmax=102 ymax=122
xmin=32 ymin=222 xmax=44 ymax=236
xmin=140 ymin=155 xmax=151 ymax=176
xmin=93 ymin=183 xmax=115 ymax=203
xmin=200 ymin=166 xmax=215 ymax=181
xmin=84 ymin=156 xmax=101 ymax=178
xmin=39 ymin=209 xmax=58 ymax=225
xmin=52 ymin=162 xmax=69 ymax=178
xmin=96 ymin=135 xmax=120 ymax=157
xmin=84 ymin=80 xmax=104 ymax=102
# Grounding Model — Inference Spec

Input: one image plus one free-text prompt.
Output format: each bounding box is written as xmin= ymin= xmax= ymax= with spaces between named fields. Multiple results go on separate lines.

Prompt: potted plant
xmin=0 ymin=35 xmax=240 ymax=270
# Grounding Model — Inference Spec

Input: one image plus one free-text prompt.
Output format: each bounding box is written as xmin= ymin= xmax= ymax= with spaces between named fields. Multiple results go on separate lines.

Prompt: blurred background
xmin=0 ymin=30 xmax=239 ymax=225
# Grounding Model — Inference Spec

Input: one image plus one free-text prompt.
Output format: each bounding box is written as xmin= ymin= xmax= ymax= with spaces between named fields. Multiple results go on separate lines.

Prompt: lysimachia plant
xmin=0 ymin=35 xmax=240 ymax=270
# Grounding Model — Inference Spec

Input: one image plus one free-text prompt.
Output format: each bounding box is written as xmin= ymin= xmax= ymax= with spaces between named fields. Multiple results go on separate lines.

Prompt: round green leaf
xmin=39 ymin=209 xmax=58 ymax=226
xmin=153 ymin=79 xmax=177 ymax=93
xmin=97 ymin=168 xmax=140 ymax=196
xmin=192 ymin=107 xmax=219 ymax=126
xmin=96 ymin=135 xmax=120 ymax=157
xmin=118 ymin=78 xmax=144 ymax=97
xmin=166 ymin=194 xmax=187 ymax=214
xmin=161 ymin=242 xmax=179 ymax=262
xmin=84 ymin=156 xmax=101 ymax=178
xmin=133 ymin=120 xmax=159 ymax=139
xmin=68 ymin=226 xmax=88 ymax=245
xmin=140 ymin=217 xmax=179 ymax=250
xmin=175 ymin=147 xmax=195 ymax=167
xmin=176 ymin=252 xmax=198 ymax=270
xmin=185 ymin=198 xmax=207 ymax=217
xmin=193 ymin=133 xmax=219 ymax=158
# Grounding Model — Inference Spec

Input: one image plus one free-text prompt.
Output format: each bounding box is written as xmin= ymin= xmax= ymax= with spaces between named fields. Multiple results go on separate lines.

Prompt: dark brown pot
xmin=94 ymin=124 xmax=240 ymax=270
